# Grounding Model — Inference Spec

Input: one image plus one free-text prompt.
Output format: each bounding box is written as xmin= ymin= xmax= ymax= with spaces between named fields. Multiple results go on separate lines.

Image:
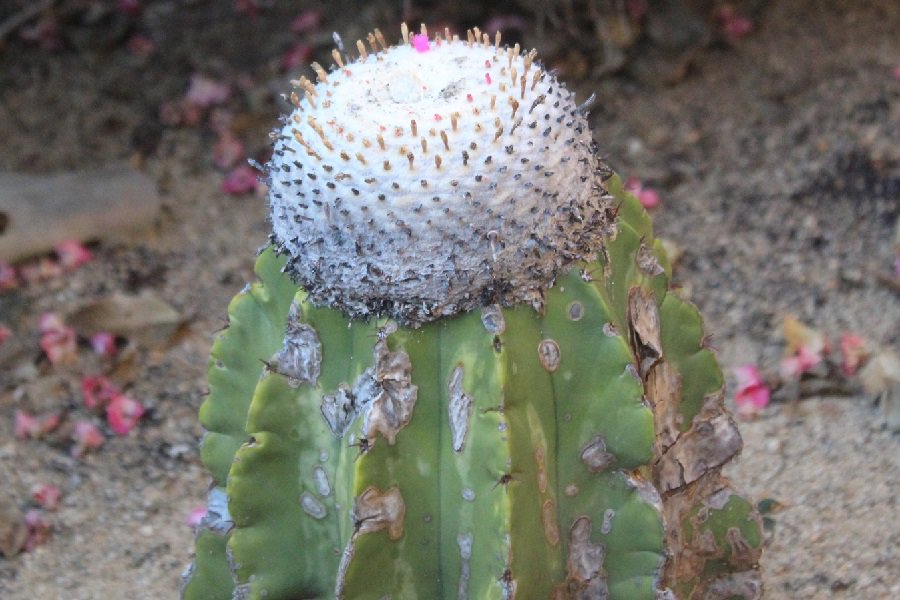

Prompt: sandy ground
xmin=0 ymin=1 xmax=898 ymax=598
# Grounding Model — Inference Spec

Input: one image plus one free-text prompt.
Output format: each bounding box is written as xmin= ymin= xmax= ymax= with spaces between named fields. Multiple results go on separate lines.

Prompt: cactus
xmin=182 ymin=24 xmax=762 ymax=600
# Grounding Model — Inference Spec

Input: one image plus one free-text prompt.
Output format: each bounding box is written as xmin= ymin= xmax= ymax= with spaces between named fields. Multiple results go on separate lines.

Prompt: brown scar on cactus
xmin=558 ymin=516 xmax=608 ymax=599
xmin=447 ymin=364 xmax=473 ymax=453
xmin=580 ymin=434 xmax=616 ymax=473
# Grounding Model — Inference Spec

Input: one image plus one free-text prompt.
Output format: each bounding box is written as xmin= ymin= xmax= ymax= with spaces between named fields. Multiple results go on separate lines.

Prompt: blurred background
xmin=0 ymin=1 xmax=897 ymax=598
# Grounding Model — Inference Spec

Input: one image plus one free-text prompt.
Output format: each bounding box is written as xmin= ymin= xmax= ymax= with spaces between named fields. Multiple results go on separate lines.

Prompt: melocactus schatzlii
xmin=266 ymin=24 xmax=610 ymax=325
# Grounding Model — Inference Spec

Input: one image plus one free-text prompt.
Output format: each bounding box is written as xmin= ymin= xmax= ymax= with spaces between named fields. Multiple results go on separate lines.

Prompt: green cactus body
xmin=182 ymin=177 xmax=762 ymax=599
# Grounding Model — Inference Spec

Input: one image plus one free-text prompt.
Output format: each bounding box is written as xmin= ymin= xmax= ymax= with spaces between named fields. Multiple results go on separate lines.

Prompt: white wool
xmin=267 ymin=29 xmax=608 ymax=324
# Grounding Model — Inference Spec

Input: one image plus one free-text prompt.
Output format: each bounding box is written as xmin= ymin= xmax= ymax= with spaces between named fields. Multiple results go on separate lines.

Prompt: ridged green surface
xmin=182 ymin=176 xmax=762 ymax=599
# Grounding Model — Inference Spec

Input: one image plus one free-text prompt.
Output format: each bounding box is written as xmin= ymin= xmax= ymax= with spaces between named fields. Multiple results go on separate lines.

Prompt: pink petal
xmin=736 ymin=383 xmax=770 ymax=409
xmin=222 ymin=164 xmax=259 ymax=195
xmin=840 ymin=333 xmax=868 ymax=377
xmin=38 ymin=312 xmax=65 ymax=334
xmin=625 ymin=0 xmax=648 ymax=20
xmin=19 ymin=16 xmax=61 ymax=52
xmin=38 ymin=412 xmax=62 ymax=436
xmin=290 ymin=10 xmax=321 ymax=33
xmin=624 ymin=176 xmax=643 ymax=194
xmin=90 ymin=332 xmax=118 ymax=358
xmin=0 ymin=323 xmax=12 ymax=345
xmin=31 ymin=484 xmax=62 ymax=511
xmin=185 ymin=75 xmax=231 ymax=109
xmin=624 ymin=177 xmax=661 ymax=209
xmin=54 ymin=240 xmax=93 ymax=271
xmin=212 ymin=131 xmax=245 ymax=169
xmin=116 ymin=0 xmax=142 ymax=16
xmin=81 ymin=375 xmax=120 ymax=410
xmin=106 ymin=394 xmax=145 ymax=435
xmin=126 ymin=34 xmax=156 ymax=58
xmin=0 ymin=261 xmax=18 ymax=291
xmin=15 ymin=411 xmax=40 ymax=439
xmin=71 ymin=420 xmax=105 ymax=457
xmin=724 ymin=16 xmax=754 ymax=39
xmin=733 ymin=364 xmax=763 ymax=389
xmin=735 ymin=382 xmax=770 ymax=419
xmin=39 ymin=326 xmax=78 ymax=364
xmin=18 ymin=257 xmax=63 ymax=284
xmin=412 ymin=34 xmax=430 ymax=53
xmin=207 ymin=108 xmax=234 ymax=134
xmin=23 ymin=508 xmax=52 ymax=551
xmin=186 ymin=506 xmax=208 ymax=528
xmin=280 ymin=43 xmax=313 ymax=72
xmin=717 ymin=6 xmax=754 ymax=40
xmin=233 ymin=0 xmax=261 ymax=18
xmin=637 ymin=188 xmax=661 ymax=210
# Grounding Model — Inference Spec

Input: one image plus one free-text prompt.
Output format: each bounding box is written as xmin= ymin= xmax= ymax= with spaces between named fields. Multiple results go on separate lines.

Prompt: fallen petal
xmin=39 ymin=327 xmax=78 ymax=365
xmin=14 ymin=411 xmax=39 ymax=439
xmin=106 ymin=394 xmax=145 ymax=435
xmin=90 ymin=332 xmax=118 ymax=358
xmin=213 ymin=131 xmax=245 ymax=170
xmin=23 ymin=509 xmax=52 ymax=551
xmin=281 ymin=43 xmax=313 ymax=72
xmin=733 ymin=364 xmax=763 ymax=389
xmin=116 ymin=0 xmax=142 ymax=16
xmin=71 ymin=420 xmax=105 ymax=457
xmin=222 ymin=164 xmax=259 ymax=195
xmin=126 ymin=34 xmax=156 ymax=58
xmin=37 ymin=312 xmax=65 ymax=334
xmin=186 ymin=506 xmax=207 ymax=528
xmin=54 ymin=240 xmax=93 ymax=271
xmin=81 ymin=375 xmax=120 ymax=410
xmin=290 ymin=9 xmax=321 ymax=33
xmin=0 ymin=261 xmax=18 ymax=291
xmin=839 ymin=333 xmax=868 ymax=376
xmin=637 ymin=187 xmax=661 ymax=210
xmin=31 ymin=485 xmax=62 ymax=511
xmin=782 ymin=314 xmax=829 ymax=358
xmin=185 ymin=75 xmax=231 ymax=109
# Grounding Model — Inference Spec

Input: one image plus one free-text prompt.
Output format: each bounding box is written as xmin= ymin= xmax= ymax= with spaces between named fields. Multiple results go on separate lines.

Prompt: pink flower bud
xmin=412 ymin=34 xmax=430 ymax=53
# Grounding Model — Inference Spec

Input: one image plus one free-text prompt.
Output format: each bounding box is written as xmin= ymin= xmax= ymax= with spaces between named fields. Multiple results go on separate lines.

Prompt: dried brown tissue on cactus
xmin=182 ymin=21 xmax=763 ymax=600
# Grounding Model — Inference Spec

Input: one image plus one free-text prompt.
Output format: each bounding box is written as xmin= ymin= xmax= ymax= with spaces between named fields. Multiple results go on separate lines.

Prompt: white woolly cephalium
xmin=266 ymin=24 xmax=610 ymax=325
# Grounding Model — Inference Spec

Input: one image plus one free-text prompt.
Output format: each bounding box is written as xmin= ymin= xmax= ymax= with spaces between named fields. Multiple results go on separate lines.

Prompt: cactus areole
xmin=183 ymin=24 xmax=763 ymax=600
